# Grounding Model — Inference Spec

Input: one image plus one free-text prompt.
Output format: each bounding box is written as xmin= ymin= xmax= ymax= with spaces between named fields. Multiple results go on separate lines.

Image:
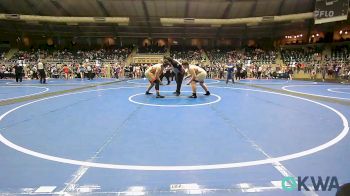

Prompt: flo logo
xmin=281 ymin=176 xmax=339 ymax=191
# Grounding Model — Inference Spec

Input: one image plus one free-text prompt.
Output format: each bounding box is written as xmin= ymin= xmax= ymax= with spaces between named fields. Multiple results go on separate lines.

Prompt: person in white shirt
xmin=79 ymin=63 xmax=85 ymax=80
xmin=37 ymin=59 xmax=46 ymax=84
xmin=32 ymin=65 xmax=38 ymax=80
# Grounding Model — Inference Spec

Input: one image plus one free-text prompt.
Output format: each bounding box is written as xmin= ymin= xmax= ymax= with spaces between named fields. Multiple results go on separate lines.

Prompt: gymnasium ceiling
xmin=0 ymin=0 xmax=337 ymax=39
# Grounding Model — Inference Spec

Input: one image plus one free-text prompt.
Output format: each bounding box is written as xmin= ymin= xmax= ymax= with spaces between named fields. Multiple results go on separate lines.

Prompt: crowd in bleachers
xmin=207 ymin=48 xmax=276 ymax=64
xmin=244 ymin=48 xmax=277 ymax=64
xmin=199 ymin=62 xmax=287 ymax=81
xmin=206 ymin=48 xmax=234 ymax=64
xmin=170 ymin=46 xmax=205 ymax=62
xmin=7 ymin=48 xmax=131 ymax=63
xmin=0 ymin=47 xmax=132 ymax=80
xmin=280 ymin=47 xmax=322 ymax=64
xmin=0 ymin=60 xmax=129 ymax=80
xmin=279 ymin=47 xmax=350 ymax=80
xmin=331 ymin=45 xmax=350 ymax=62
xmin=48 ymin=48 xmax=131 ymax=61
xmin=328 ymin=46 xmax=350 ymax=79
xmin=0 ymin=48 xmax=9 ymax=61
xmin=302 ymin=61 xmax=350 ymax=81
xmin=205 ymin=47 xmax=280 ymax=80
xmin=1 ymin=45 xmax=350 ymax=82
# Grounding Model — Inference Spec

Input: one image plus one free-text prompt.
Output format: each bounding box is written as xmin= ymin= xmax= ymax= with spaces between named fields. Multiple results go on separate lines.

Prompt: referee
xmin=164 ymin=56 xmax=185 ymax=96
xmin=14 ymin=60 xmax=24 ymax=83
xmin=38 ymin=59 xmax=46 ymax=84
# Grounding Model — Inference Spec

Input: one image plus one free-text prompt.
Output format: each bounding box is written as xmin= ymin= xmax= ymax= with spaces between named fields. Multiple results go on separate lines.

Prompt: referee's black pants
xmin=39 ymin=69 xmax=46 ymax=84
xmin=175 ymin=73 xmax=184 ymax=93
xmin=15 ymin=72 xmax=22 ymax=82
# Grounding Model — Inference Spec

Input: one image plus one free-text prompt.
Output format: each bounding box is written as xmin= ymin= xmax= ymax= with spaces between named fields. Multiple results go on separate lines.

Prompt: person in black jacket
xmin=14 ymin=62 xmax=24 ymax=83
xmin=164 ymin=56 xmax=185 ymax=96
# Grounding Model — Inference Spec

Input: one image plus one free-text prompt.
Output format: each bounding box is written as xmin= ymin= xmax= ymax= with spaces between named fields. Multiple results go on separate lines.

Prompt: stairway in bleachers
xmin=125 ymin=46 xmax=138 ymax=66
xmin=4 ymin=48 xmax=18 ymax=60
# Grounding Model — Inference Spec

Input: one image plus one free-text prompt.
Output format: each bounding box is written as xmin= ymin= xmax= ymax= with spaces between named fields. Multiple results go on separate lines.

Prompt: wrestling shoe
xmin=204 ymin=91 xmax=210 ymax=96
xmin=189 ymin=94 xmax=197 ymax=98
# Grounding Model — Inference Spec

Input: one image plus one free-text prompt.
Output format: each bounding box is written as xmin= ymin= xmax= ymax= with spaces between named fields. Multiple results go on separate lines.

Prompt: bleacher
xmin=170 ymin=46 xmax=204 ymax=62
xmin=280 ymin=48 xmax=322 ymax=64
xmin=331 ymin=45 xmax=350 ymax=62
xmin=206 ymin=47 xmax=276 ymax=65
xmin=137 ymin=45 xmax=166 ymax=54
